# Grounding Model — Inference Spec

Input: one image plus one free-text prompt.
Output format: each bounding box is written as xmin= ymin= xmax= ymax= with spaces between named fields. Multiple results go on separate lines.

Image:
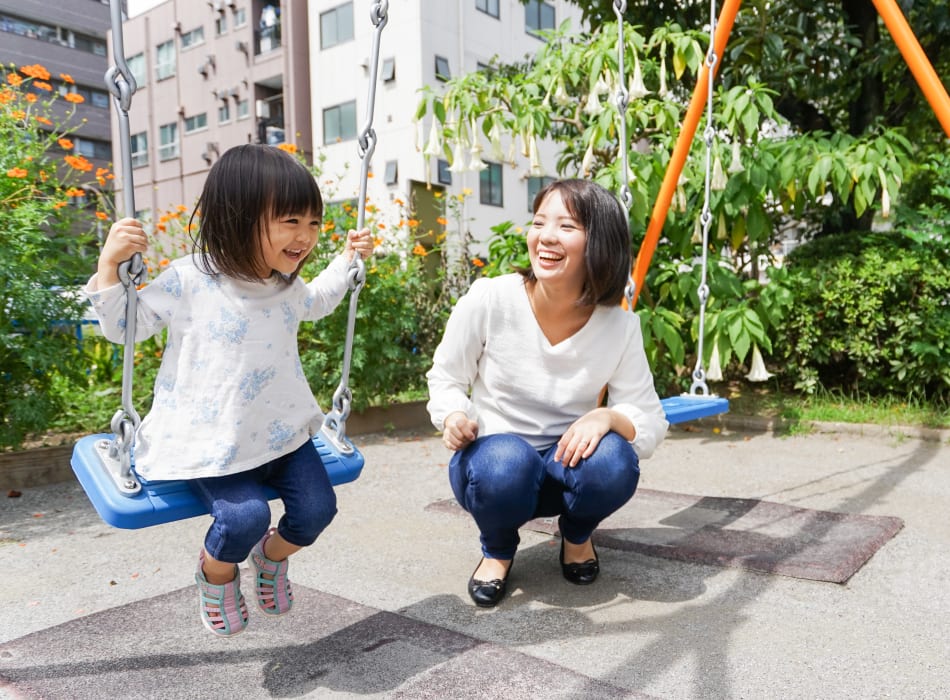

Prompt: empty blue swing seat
xmin=660 ymin=394 xmax=730 ymax=424
xmin=71 ymin=432 xmax=364 ymax=529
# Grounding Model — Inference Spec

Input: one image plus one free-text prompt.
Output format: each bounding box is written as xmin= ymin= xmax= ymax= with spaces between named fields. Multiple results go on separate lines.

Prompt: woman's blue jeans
xmin=448 ymin=432 xmax=640 ymax=560
xmin=192 ymin=439 xmax=337 ymax=563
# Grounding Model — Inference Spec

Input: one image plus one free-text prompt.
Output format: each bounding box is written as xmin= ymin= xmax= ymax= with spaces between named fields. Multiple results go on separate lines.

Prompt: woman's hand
xmin=442 ymin=411 xmax=478 ymax=451
xmin=95 ymin=217 xmax=148 ymax=290
xmin=344 ymin=227 xmax=374 ymax=261
xmin=556 ymin=407 xmax=633 ymax=467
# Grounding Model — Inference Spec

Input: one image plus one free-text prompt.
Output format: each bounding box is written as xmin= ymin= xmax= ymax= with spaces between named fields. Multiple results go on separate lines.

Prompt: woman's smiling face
xmin=527 ymin=188 xmax=588 ymax=291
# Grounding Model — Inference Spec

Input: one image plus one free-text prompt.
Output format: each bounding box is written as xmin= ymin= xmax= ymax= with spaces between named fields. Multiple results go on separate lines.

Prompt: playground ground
xmin=1 ymin=416 xmax=948 ymax=699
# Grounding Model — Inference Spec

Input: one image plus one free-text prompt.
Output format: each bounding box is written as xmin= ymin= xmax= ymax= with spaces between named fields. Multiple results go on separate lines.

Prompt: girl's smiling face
xmin=258 ymin=211 xmax=320 ymax=277
xmin=527 ymin=189 xmax=588 ymax=292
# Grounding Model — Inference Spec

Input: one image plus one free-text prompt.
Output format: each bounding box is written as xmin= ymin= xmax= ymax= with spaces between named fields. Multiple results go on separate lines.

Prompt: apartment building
xmin=113 ymin=0 xmax=312 ymax=220
xmin=0 ymin=0 xmax=114 ymax=194
xmin=311 ymin=0 xmax=586 ymax=256
xmin=111 ymin=0 xmax=585 ymax=253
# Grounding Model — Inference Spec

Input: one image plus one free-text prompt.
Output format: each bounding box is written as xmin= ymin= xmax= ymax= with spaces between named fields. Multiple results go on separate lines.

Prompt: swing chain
xmin=321 ymin=0 xmax=388 ymax=452
xmin=689 ymin=0 xmax=719 ymax=398
xmin=102 ymin=0 xmax=144 ymax=490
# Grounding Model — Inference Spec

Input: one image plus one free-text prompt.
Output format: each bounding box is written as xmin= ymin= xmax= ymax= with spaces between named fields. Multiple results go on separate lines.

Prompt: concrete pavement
xmin=1 ymin=418 xmax=948 ymax=699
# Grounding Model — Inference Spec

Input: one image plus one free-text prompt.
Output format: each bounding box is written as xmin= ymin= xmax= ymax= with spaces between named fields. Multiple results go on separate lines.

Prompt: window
xmin=155 ymin=40 xmax=176 ymax=80
xmin=320 ymin=2 xmax=354 ymax=49
xmin=233 ymin=8 xmax=247 ymax=26
xmin=215 ymin=14 xmax=228 ymax=36
xmin=130 ymin=132 xmax=148 ymax=168
xmin=323 ymin=100 xmax=357 ymax=144
xmin=527 ymin=175 xmax=555 ymax=211
xmin=384 ymin=160 xmax=398 ymax=185
xmin=381 ymin=57 xmax=395 ymax=83
xmin=184 ymin=113 xmax=208 ymax=133
xmin=180 ymin=26 xmax=205 ymax=49
xmin=525 ymin=0 xmax=555 ymax=36
xmin=126 ymin=53 xmax=146 ymax=88
xmin=158 ymin=122 xmax=179 ymax=160
xmin=476 ymin=0 xmax=500 ymax=19
xmin=237 ymin=99 xmax=250 ymax=120
xmin=479 ymin=162 xmax=503 ymax=206
xmin=73 ymin=137 xmax=112 ymax=160
xmin=434 ymin=55 xmax=451 ymax=81
xmin=437 ymin=159 xmax=452 ymax=185
xmin=218 ymin=101 xmax=231 ymax=124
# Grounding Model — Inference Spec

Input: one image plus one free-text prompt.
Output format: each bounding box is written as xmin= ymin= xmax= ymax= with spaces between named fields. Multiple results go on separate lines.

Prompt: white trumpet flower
xmin=468 ymin=143 xmax=488 ymax=172
xmin=423 ymin=120 xmax=442 ymax=157
xmin=878 ymin=167 xmax=891 ymax=218
xmin=583 ymin=90 xmax=604 ymax=116
xmin=629 ymin=52 xmax=649 ymax=100
xmin=489 ymin=121 xmax=505 ymax=161
xmin=727 ymin=140 xmax=744 ymax=174
xmin=448 ymin=140 xmax=468 ymax=173
xmin=581 ymin=139 xmax=595 ymax=176
xmin=706 ymin=344 xmax=723 ymax=382
xmin=528 ymin=135 xmax=543 ymax=176
xmin=746 ymin=345 xmax=774 ymax=382
xmin=553 ymin=77 xmax=571 ymax=107
xmin=711 ymin=153 xmax=728 ymax=191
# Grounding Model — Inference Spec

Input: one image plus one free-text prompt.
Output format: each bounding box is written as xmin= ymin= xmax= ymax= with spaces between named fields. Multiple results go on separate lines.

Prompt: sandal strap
xmin=251 ymin=528 xmax=294 ymax=615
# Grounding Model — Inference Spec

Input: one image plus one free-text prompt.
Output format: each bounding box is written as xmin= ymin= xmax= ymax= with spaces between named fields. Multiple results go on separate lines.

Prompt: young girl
xmin=427 ymin=178 xmax=668 ymax=607
xmin=84 ymin=144 xmax=374 ymax=636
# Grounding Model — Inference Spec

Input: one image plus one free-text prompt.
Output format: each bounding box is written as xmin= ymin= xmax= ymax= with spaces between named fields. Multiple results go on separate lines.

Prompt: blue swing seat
xmin=71 ymin=432 xmax=364 ymax=529
xmin=660 ymin=394 xmax=730 ymax=424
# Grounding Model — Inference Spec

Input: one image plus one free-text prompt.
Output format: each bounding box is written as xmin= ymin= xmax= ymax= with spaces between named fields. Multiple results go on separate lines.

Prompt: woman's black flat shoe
xmin=467 ymin=558 xmax=513 ymax=607
xmin=560 ymin=539 xmax=600 ymax=585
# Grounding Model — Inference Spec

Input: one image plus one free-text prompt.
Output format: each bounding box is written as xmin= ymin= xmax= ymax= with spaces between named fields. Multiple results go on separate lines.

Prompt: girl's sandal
xmin=195 ymin=551 xmax=249 ymax=637
xmin=251 ymin=528 xmax=294 ymax=615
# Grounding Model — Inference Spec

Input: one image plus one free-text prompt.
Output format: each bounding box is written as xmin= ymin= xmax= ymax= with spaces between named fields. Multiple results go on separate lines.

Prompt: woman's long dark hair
xmin=519 ymin=178 xmax=631 ymax=306
xmin=190 ymin=144 xmax=323 ymax=283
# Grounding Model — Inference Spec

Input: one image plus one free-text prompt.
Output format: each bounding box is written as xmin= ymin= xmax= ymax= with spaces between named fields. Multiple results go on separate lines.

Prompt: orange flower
xmin=160 ymin=258 xmax=170 ymax=267
xmin=471 ymin=258 xmax=485 ymax=268
xmin=322 ymin=221 xmax=336 ymax=232
xmin=59 ymin=73 xmax=75 ymax=84
xmin=33 ymin=80 xmax=52 ymax=92
xmin=407 ymin=218 xmax=420 ymax=227
xmin=377 ymin=223 xmax=386 ymax=230
xmin=20 ymin=64 xmax=51 ymax=81
xmin=366 ymin=171 xmax=374 ymax=178
xmin=35 ymin=116 xmax=52 ymax=126
xmin=64 ymin=154 xmax=93 ymax=172
xmin=11 ymin=110 xmax=25 ymax=120
xmin=6 ymin=167 xmax=28 ymax=178
xmin=276 ymin=143 xmax=297 ymax=154
xmin=412 ymin=243 xmax=427 ymax=256
xmin=58 ymin=138 xmax=74 ymax=150
xmin=63 ymin=92 xmax=84 ymax=104
xmin=176 ymin=204 xmax=187 ymax=212
xmin=64 ymin=187 xmax=85 ymax=197
xmin=54 ymin=201 xmax=69 ymax=209
xmin=6 ymin=73 xmax=23 ymax=87
xmin=0 ymin=88 xmax=14 ymax=103
xmin=25 ymin=93 xmax=37 ymax=103
xmin=95 ymin=211 xmax=108 ymax=220
xmin=436 ymin=216 xmax=448 ymax=226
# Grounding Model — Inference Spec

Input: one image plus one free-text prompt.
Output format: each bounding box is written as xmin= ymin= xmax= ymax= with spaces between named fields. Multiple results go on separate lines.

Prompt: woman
xmin=426 ymin=178 xmax=668 ymax=607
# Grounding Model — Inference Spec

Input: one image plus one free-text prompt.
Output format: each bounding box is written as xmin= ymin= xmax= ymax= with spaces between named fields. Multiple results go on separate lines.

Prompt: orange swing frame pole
xmin=870 ymin=0 xmax=950 ymax=139
xmin=629 ymin=0 xmax=742 ymax=310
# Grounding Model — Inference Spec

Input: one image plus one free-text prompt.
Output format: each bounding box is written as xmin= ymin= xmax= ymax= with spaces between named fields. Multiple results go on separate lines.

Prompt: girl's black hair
xmin=189 ymin=144 xmax=323 ymax=283
xmin=519 ymin=178 xmax=632 ymax=306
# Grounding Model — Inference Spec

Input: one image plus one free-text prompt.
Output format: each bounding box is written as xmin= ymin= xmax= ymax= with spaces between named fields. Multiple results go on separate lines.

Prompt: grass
xmin=720 ymin=383 xmax=950 ymax=431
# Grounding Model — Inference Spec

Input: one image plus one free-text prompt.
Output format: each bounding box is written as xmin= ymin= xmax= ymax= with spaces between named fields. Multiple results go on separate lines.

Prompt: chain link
xmin=689 ymin=0 xmax=719 ymax=398
xmin=322 ymin=0 xmax=388 ymax=451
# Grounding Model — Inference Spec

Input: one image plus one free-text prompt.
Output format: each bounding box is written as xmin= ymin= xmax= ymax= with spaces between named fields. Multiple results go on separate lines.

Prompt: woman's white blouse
xmin=426 ymin=274 xmax=669 ymax=458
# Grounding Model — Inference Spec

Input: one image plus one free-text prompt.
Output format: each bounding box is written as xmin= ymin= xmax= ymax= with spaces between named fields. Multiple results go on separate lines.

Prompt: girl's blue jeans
xmin=192 ymin=438 xmax=337 ymax=563
xmin=448 ymin=432 xmax=640 ymax=560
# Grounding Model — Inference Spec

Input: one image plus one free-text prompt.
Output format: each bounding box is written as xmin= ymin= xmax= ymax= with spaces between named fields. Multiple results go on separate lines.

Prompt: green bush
xmin=777 ymin=231 xmax=950 ymax=399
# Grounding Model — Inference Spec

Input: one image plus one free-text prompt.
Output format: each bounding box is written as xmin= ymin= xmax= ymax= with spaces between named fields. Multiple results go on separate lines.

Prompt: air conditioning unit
xmin=172 ymin=21 xmax=182 ymax=33
xmin=198 ymin=64 xmax=209 ymax=78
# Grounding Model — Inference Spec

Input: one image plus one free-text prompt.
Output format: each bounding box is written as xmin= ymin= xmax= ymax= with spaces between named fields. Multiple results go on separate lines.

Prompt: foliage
xmin=776 ymin=231 xmax=950 ymax=400
xmin=0 ymin=63 xmax=104 ymax=448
